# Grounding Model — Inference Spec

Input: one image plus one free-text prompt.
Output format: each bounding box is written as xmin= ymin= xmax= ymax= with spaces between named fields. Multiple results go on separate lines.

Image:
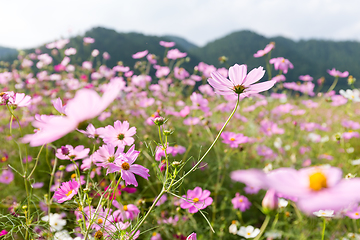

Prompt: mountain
xmin=0 ymin=46 xmax=18 ymax=59
xmin=2 ymin=27 xmax=359 ymax=90
xmin=189 ymin=30 xmax=360 ymax=89
xmin=163 ymin=35 xmax=198 ymax=51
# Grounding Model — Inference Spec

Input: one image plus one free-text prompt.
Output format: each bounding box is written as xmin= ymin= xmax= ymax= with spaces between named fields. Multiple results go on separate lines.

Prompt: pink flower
xmin=271 ymin=74 xmax=286 ymax=83
xmin=159 ymin=41 xmax=175 ymax=48
xmin=92 ymin=143 xmax=124 ymax=171
xmin=154 ymin=65 xmax=170 ymax=78
xmin=56 ymin=145 xmax=90 ymax=160
xmin=345 ymin=205 xmax=360 ymax=219
xmin=207 ymin=64 xmax=275 ymax=97
xmin=231 ymin=193 xmax=251 ymax=211
xmin=22 ymin=81 xmax=122 ymax=147
xmin=342 ymin=131 xmax=360 ymax=140
xmin=112 ymin=200 xmax=140 ymax=220
xmin=327 ymin=68 xmax=349 ymax=78
xmin=167 ymin=49 xmax=187 ymax=60
xmin=269 ymin=57 xmax=294 ymax=74
xmin=174 ymin=67 xmax=190 ymax=80
xmin=0 ymin=230 xmax=8 ymax=236
xmin=100 ymin=121 xmax=136 ymax=147
xmin=107 ymin=145 xmax=150 ymax=187
xmin=183 ymin=117 xmax=200 ymax=126
xmin=187 ymin=233 xmax=197 ymax=240
xmin=299 ymin=75 xmax=313 ymax=81
xmin=83 ymin=37 xmax=95 ymax=44
xmin=342 ymin=120 xmax=360 ymax=130
xmin=132 ymin=50 xmax=148 ymax=59
xmin=231 ymin=166 xmax=360 ymax=213
xmin=180 ymin=187 xmax=213 ymax=213
xmin=54 ymin=179 xmax=80 ymax=203
xmin=221 ymin=132 xmax=248 ymax=148
xmin=253 ymin=42 xmax=275 ymax=58
xmin=7 ymin=92 xmax=32 ymax=108
xmin=0 ymin=169 xmax=14 ymax=184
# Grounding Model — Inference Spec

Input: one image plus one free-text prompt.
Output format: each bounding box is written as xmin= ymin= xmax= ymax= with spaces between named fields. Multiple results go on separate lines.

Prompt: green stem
xmin=321 ymin=217 xmax=326 ymax=240
xmin=254 ymin=215 xmax=271 ymax=240
xmin=327 ymin=77 xmax=338 ymax=93
xmin=173 ymin=95 xmax=240 ymax=186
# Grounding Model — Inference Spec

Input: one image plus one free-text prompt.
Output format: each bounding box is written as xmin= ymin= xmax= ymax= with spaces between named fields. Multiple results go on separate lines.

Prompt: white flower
xmin=347 ymin=233 xmax=360 ymax=240
xmin=229 ymin=222 xmax=238 ymax=234
xmin=273 ymin=137 xmax=282 ymax=149
xmin=346 ymin=147 xmax=355 ymax=153
xmin=313 ymin=210 xmax=334 ymax=217
xmin=284 ymin=145 xmax=291 ymax=151
xmin=320 ymin=135 xmax=329 ymax=143
xmin=41 ymin=213 xmax=66 ymax=232
xmin=339 ymin=89 xmax=360 ymax=102
xmin=265 ymin=231 xmax=282 ymax=239
xmin=54 ymin=230 xmax=73 ymax=240
xmin=278 ymin=198 xmax=288 ymax=208
xmin=237 ymin=225 xmax=260 ymax=239
xmin=263 ymin=163 xmax=273 ymax=173
xmin=351 ymin=159 xmax=360 ymax=165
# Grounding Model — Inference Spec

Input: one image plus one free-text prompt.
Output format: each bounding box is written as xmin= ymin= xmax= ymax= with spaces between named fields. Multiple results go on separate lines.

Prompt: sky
xmin=2 ymin=0 xmax=360 ymax=49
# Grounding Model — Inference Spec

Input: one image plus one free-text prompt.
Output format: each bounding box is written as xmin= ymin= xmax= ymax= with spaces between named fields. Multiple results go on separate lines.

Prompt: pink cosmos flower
xmin=167 ymin=49 xmax=187 ymax=59
xmin=56 ymin=145 xmax=90 ymax=161
xmin=180 ymin=187 xmax=213 ymax=213
xmin=83 ymin=37 xmax=95 ymax=44
xmin=100 ymin=121 xmax=136 ymax=147
xmin=54 ymin=179 xmax=80 ymax=203
xmin=0 ymin=169 xmax=14 ymax=184
xmin=208 ymin=64 xmax=275 ymax=97
xmin=132 ymin=50 xmax=148 ymax=59
xmin=342 ymin=131 xmax=360 ymax=140
xmin=7 ymin=92 xmax=32 ymax=108
xmin=342 ymin=120 xmax=360 ymax=130
xmin=231 ymin=166 xmax=360 ymax=213
xmin=187 ymin=233 xmax=197 ymax=240
xmin=92 ymin=143 xmax=124 ymax=171
xmin=22 ymin=81 xmax=122 ymax=147
xmin=253 ymin=42 xmax=275 ymax=58
xmin=269 ymin=57 xmax=294 ymax=74
xmin=154 ymin=65 xmax=170 ymax=78
xmin=0 ymin=230 xmax=8 ymax=236
xmin=231 ymin=193 xmax=251 ymax=211
xmin=183 ymin=117 xmax=200 ymax=126
xmin=107 ymin=145 xmax=150 ymax=187
xmin=327 ymin=68 xmax=349 ymax=78
xmin=221 ymin=132 xmax=248 ymax=148
xmin=299 ymin=75 xmax=313 ymax=81
xmin=151 ymin=233 xmax=162 ymax=240
xmin=271 ymin=74 xmax=286 ymax=83
xmin=174 ymin=67 xmax=190 ymax=80
xmin=159 ymin=41 xmax=175 ymax=48
xmin=112 ymin=200 xmax=140 ymax=220
xmin=345 ymin=205 xmax=360 ymax=219
xmin=260 ymin=119 xmax=285 ymax=136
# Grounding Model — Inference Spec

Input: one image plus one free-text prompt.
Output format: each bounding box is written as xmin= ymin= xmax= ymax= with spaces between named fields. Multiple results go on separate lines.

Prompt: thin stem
xmin=27 ymin=144 xmax=45 ymax=180
xmin=174 ymin=95 xmax=240 ymax=186
xmin=321 ymin=217 xmax=326 ymax=240
xmin=327 ymin=77 xmax=338 ymax=93
xmin=254 ymin=215 xmax=271 ymax=240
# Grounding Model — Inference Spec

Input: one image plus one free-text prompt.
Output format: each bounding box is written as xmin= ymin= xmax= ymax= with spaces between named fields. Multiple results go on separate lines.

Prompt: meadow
xmin=0 ymin=38 xmax=359 ymax=240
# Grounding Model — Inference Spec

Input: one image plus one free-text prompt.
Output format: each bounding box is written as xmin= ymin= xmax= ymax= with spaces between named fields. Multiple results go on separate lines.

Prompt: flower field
xmin=0 ymin=38 xmax=360 ymax=240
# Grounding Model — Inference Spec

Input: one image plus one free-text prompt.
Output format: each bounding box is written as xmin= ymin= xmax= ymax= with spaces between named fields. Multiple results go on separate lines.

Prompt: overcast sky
xmin=2 ymin=0 xmax=360 ymax=49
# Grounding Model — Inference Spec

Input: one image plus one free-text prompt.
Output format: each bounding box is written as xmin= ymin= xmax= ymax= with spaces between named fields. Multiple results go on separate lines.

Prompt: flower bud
xmin=154 ymin=116 xmax=165 ymax=126
xmin=58 ymin=165 xmax=66 ymax=171
xmin=262 ymin=189 xmax=278 ymax=214
xmin=163 ymin=129 xmax=173 ymax=136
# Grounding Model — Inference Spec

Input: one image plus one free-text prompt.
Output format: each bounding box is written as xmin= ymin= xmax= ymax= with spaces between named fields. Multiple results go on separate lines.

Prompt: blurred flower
xmin=253 ymin=42 xmax=275 ymax=58
xmin=327 ymin=68 xmax=349 ymax=78
xmin=231 ymin=193 xmax=251 ymax=211
xmin=41 ymin=213 xmax=66 ymax=232
xmin=269 ymin=57 xmax=294 ymax=74
xmin=167 ymin=49 xmax=187 ymax=59
xmin=313 ymin=209 xmax=334 ymax=217
xmin=159 ymin=41 xmax=175 ymax=48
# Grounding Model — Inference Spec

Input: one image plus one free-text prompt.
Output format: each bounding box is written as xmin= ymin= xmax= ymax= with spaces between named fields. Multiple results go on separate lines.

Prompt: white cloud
xmin=1 ymin=0 xmax=360 ymax=49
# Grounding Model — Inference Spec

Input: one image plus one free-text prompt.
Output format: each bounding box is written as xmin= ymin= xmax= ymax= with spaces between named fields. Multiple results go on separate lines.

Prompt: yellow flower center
xmin=65 ymin=190 xmax=73 ymax=197
xmin=230 ymin=137 xmax=235 ymax=141
xmin=193 ymin=198 xmax=199 ymax=203
xmin=1 ymin=157 xmax=7 ymax=162
xmin=71 ymin=173 xmax=77 ymax=179
xmin=122 ymin=162 xmax=130 ymax=170
xmin=247 ymin=232 xmax=251 ymax=235
xmin=123 ymin=205 xmax=128 ymax=211
xmin=309 ymin=172 xmax=327 ymax=191
xmin=97 ymin=218 xmax=103 ymax=224
xmin=152 ymin=233 xmax=157 ymax=236
xmin=239 ymin=198 xmax=243 ymax=203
